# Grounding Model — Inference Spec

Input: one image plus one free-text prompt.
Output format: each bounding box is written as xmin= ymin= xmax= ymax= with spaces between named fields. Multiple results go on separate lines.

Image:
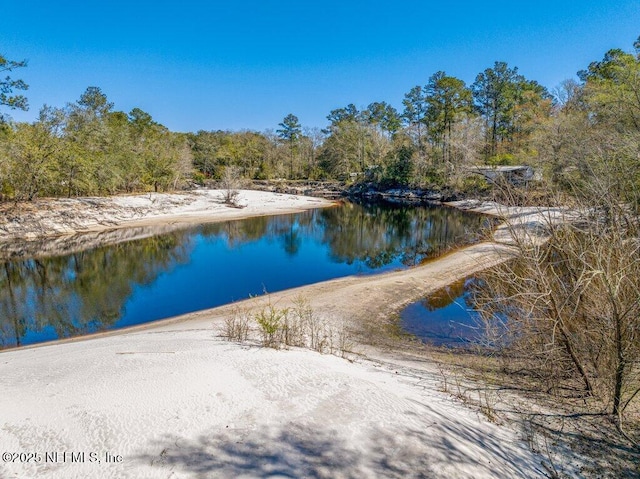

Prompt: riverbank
xmin=1 ymin=240 xmax=548 ymax=479
xmin=0 ymin=193 xmax=564 ymax=478
xmin=0 ymin=189 xmax=334 ymax=258
xmin=0 ymin=189 xmax=335 ymax=240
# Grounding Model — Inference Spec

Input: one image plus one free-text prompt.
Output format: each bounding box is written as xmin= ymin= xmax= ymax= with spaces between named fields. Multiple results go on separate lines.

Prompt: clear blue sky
xmin=2 ymin=0 xmax=639 ymax=132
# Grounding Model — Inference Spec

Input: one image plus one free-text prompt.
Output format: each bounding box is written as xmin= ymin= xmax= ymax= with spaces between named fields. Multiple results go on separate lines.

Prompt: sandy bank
xmin=0 ymin=238 xmax=540 ymax=479
xmin=0 ymin=329 xmax=544 ymax=479
xmin=0 ymin=193 xmax=553 ymax=478
xmin=0 ymin=189 xmax=334 ymax=258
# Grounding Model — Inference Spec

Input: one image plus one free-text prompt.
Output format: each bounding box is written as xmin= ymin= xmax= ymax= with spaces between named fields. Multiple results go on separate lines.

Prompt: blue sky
xmin=2 ymin=1 xmax=639 ymax=132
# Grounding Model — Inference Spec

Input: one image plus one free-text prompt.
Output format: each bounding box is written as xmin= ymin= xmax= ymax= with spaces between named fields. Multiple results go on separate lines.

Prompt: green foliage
xmin=425 ymin=71 xmax=474 ymax=165
xmin=2 ymin=37 xmax=640 ymax=202
xmin=224 ymin=294 xmax=353 ymax=357
xmin=457 ymin=174 xmax=490 ymax=194
xmin=472 ymin=61 xmax=551 ymax=160
xmin=383 ymin=144 xmax=414 ymax=187
xmin=318 ymin=119 xmax=371 ymax=178
xmin=486 ymin=153 xmax=517 ymax=166
xmin=5 ymin=121 xmax=59 ymax=200
xmin=277 ymin=113 xmax=302 ymax=178
xmin=0 ymin=86 xmax=189 ymax=200
xmin=579 ymin=41 xmax=640 ymax=130
xmin=277 ymin=113 xmax=301 ymax=143
xmin=420 ymin=166 xmax=447 ymax=188
xmin=327 ymin=103 xmax=359 ymax=125
xmin=363 ymin=101 xmax=401 ymax=136
xmin=255 ymin=302 xmax=289 ymax=348
xmin=402 ymin=86 xmax=429 ymax=157
xmin=318 ymin=104 xmax=397 ymax=180
xmin=0 ymin=54 xmax=29 ymax=120
xmin=189 ymin=130 xmax=272 ymax=180
xmin=254 ymin=159 xmax=271 ymax=180
xmin=191 ymin=171 xmax=206 ymax=185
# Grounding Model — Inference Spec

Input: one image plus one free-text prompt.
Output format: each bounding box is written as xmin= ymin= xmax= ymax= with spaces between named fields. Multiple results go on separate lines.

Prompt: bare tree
xmin=475 ymin=183 xmax=640 ymax=432
xmin=220 ymin=165 xmax=241 ymax=206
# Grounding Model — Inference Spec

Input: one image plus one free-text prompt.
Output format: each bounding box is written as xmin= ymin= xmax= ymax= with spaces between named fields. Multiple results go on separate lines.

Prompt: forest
xmin=0 ymin=36 xmax=637 ymax=201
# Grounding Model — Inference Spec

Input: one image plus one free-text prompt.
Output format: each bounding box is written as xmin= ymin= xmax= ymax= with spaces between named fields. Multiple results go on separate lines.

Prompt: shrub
xmin=255 ymin=302 xmax=288 ymax=348
xmin=223 ymin=305 xmax=251 ymax=342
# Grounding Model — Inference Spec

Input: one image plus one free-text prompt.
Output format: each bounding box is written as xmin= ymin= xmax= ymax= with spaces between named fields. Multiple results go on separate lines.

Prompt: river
xmin=0 ymin=200 xmax=492 ymax=348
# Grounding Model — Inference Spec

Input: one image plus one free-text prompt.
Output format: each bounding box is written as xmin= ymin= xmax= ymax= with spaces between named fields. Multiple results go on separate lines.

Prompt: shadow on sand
xmin=133 ymin=406 xmax=545 ymax=479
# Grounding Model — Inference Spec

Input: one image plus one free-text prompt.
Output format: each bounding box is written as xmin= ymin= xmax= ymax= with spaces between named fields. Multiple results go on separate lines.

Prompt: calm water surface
xmin=1 ymin=201 xmax=491 ymax=348
xmin=400 ymin=278 xmax=483 ymax=347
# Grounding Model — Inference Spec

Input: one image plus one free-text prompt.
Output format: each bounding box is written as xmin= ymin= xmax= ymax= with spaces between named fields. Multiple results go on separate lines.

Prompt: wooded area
xmin=4 ymin=39 xmax=637 ymax=199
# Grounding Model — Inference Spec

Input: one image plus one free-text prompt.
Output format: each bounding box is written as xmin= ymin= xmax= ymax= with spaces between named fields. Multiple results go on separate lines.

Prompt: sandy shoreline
xmin=0 ymin=190 xmax=335 ymax=258
xmin=0 ymin=191 xmax=551 ymax=478
xmin=0 ymin=189 xmax=336 ymax=238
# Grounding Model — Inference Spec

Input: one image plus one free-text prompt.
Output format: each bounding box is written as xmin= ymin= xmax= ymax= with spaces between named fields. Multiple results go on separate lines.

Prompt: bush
xmin=457 ymin=175 xmax=490 ymax=195
xmin=223 ymin=305 xmax=251 ymax=342
xmin=255 ymin=302 xmax=288 ymax=348
xmin=191 ymin=171 xmax=206 ymax=186
xmin=292 ymin=295 xmax=325 ymax=352
xmin=223 ymin=294 xmax=356 ymax=358
xmin=220 ymin=166 xmax=241 ymax=206
xmin=486 ymin=153 xmax=517 ymax=166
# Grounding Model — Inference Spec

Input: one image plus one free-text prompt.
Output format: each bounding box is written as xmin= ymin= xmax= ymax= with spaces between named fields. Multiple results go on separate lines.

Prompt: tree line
xmin=0 ymin=38 xmax=638 ymax=201
xmin=190 ymin=63 xmax=552 ymax=189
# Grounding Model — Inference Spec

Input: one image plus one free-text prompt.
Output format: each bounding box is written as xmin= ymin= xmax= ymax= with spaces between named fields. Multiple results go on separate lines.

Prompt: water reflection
xmin=0 ymin=234 xmax=193 ymax=348
xmin=1 ymin=201 xmax=491 ymax=349
xmin=400 ymin=278 xmax=483 ymax=347
xmin=317 ymin=202 xmax=484 ymax=268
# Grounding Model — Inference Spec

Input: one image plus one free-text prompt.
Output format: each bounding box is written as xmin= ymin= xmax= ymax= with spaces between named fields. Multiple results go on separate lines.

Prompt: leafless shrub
xmin=327 ymin=319 xmax=356 ymax=359
xmin=280 ymin=308 xmax=305 ymax=347
xmin=223 ymin=305 xmax=251 ymax=342
xmin=220 ymin=166 xmax=241 ymax=207
xmin=291 ymin=295 xmax=324 ymax=351
xmin=474 ymin=185 xmax=640 ymax=433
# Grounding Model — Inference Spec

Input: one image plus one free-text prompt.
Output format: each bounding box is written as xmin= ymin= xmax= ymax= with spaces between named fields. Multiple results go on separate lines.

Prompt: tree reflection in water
xmin=0 ymin=201 xmax=491 ymax=348
xmin=0 ymin=233 xmax=193 ymax=348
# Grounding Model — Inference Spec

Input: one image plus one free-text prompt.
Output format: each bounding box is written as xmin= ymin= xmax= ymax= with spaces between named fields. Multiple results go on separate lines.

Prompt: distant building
xmin=468 ymin=165 xmax=537 ymax=185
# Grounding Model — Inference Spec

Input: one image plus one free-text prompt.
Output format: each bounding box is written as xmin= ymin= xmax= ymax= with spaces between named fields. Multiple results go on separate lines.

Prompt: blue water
xmin=400 ymin=278 xmax=484 ymax=347
xmin=116 ymin=231 xmax=368 ymax=329
xmin=0 ymin=201 xmax=491 ymax=348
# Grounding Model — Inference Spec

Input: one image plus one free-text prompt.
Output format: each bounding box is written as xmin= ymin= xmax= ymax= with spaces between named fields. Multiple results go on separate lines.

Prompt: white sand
xmin=0 ymin=327 xmax=544 ymax=479
xmin=446 ymin=200 xmax=574 ymax=245
xmin=0 ymin=189 xmax=335 ymax=241
xmin=0 ymin=192 xmax=549 ymax=478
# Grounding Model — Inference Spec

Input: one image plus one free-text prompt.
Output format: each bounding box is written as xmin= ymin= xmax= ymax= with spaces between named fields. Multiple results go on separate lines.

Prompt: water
xmin=400 ymin=278 xmax=484 ymax=347
xmin=0 ymin=201 xmax=492 ymax=348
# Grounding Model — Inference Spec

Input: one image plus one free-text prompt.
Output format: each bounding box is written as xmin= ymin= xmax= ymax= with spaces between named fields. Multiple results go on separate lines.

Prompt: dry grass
xmin=389 ymin=336 xmax=640 ymax=478
xmin=221 ymin=294 xmax=358 ymax=359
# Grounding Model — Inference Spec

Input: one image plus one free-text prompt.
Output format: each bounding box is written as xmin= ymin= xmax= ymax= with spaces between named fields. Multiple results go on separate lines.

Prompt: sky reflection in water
xmin=400 ymin=278 xmax=484 ymax=347
xmin=0 ymin=201 xmax=491 ymax=348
